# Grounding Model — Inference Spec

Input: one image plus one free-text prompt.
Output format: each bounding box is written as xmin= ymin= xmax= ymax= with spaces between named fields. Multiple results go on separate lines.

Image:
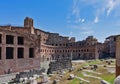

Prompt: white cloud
xmin=107 ymin=0 xmax=115 ymax=16
xmin=70 ymin=32 xmax=73 ymax=36
xmin=75 ymin=18 xmax=81 ymax=23
xmin=80 ymin=0 xmax=120 ymax=22
xmin=66 ymin=0 xmax=120 ymax=42
xmin=81 ymin=30 xmax=94 ymax=35
xmin=72 ymin=0 xmax=80 ymax=19
xmin=68 ymin=24 xmax=94 ymax=35
xmin=81 ymin=26 xmax=92 ymax=30
xmin=68 ymin=25 xmax=81 ymax=29
xmin=74 ymin=18 xmax=85 ymax=23
xmin=67 ymin=0 xmax=86 ymax=24
xmin=94 ymin=16 xmax=99 ymax=23
xmin=98 ymin=0 xmax=120 ymax=17
xmin=81 ymin=26 xmax=94 ymax=35
xmin=81 ymin=19 xmax=85 ymax=23
xmin=67 ymin=20 xmax=71 ymax=23
xmin=80 ymin=0 xmax=101 ymax=5
xmin=67 ymin=0 xmax=120 ymax=36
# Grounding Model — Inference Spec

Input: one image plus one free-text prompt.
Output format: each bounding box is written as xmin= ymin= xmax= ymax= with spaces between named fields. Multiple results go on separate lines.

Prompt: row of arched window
xmin=40 ymin=49 xmax=89 ymax=53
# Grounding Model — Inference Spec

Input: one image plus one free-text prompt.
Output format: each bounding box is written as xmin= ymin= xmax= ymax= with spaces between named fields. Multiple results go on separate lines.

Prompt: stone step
xmin=0 ymin=73 xmax=16 ymax=83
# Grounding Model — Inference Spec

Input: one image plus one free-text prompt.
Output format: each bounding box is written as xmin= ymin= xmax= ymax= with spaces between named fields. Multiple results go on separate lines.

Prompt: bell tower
xmin=24 ymin=17 xmax=33 ymax=27
xmin=24 ymin=17 xmax=35 ymax=34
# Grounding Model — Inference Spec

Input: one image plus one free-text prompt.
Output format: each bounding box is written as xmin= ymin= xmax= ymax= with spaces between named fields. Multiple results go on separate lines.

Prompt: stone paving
xmin=106 ymin=67 xmax=115 ymax=74
xmin=82 ymin=72 xmax=102 ymax=80
xmin=72 ymin=60 xmax=86 ymax=63
xmin=75 ymin=76 xmax=90 ymax=83
xmin=83 ymin=70 xmax=102 ymax=75
xmin=0 ymin=73 xmax=16 ymax=83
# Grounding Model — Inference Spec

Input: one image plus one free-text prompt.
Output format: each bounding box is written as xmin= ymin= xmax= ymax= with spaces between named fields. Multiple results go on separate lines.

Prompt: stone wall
xmin=0 ymin=17 xmax=103 ymax=75
xmin=0 ymin=27 xmax=40 ymax=75
xmin=116 ymin=35 xmax=120 ymax=77
xmin=47 ymin=55 xmax=72 ymax=74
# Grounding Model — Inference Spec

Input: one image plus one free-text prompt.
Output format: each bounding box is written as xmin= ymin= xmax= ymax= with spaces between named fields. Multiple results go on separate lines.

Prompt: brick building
xmin=0 ymin=17 xmax=41 ymax=75
xmin=0 ymin=17 xmax=101 ymax=75
xmin=105 ymin=35 xmax=116 ymax=58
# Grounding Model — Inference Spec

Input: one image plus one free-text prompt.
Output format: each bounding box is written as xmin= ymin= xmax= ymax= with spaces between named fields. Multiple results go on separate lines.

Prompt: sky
xmin=0 ymin=0 xmax=120 ymax=42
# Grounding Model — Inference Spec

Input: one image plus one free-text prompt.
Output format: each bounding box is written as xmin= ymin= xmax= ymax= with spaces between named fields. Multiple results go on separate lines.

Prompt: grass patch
xmin=101 ymin=72 xmax=115 ymax=84
xmin=68 ymin=78 xmax=80 ymax=84
xmin=49 ymin=59 xmax=115 ymax=84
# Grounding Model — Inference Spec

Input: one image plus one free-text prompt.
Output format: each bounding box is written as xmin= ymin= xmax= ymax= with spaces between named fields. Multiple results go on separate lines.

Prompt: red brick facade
xmin=116 ymin=35 xmax=120 ymax=77
xmin=0 ymin=17 xmax=101 ymax=75
xmin=0 ymin=26 xmax=40 ymax=75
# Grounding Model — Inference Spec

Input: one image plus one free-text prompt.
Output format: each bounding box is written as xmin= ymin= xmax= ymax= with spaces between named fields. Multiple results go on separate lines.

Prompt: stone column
xmin=24 ymin=46 xmax=29 ymax=58
xmin=2 ymin=33 xmax=6 ymax=60
xmin=2 ymin=33 xmax=7 ymax=74
xmin=116 ymin=35 xmax=120 ymax=77
xmin=14 ymin=36 xmax=17 ymax=59
xmin=95 ymin=45 xmax=99 ymax=59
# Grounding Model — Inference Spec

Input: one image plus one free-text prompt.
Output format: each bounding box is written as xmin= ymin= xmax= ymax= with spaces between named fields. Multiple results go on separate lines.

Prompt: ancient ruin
xmin=0 ymin=17 xmax=117 ymax=76
xmin=116 ymin=35 xmax=120 ymax=77
xmin=47 ymin=55 xmax=72 ymax=74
